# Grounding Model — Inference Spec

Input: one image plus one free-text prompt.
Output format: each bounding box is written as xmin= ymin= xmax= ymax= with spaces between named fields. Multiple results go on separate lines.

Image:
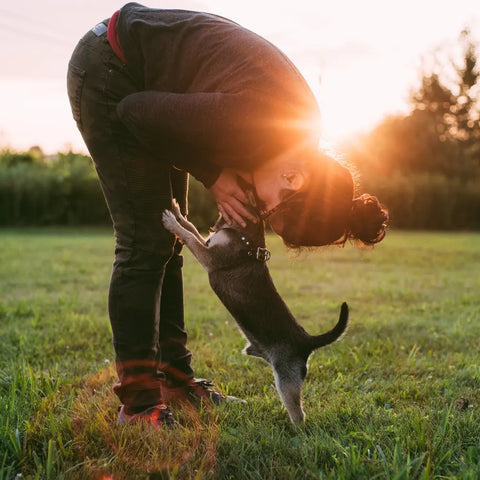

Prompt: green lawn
xmin=0 ymin=229 xmax=479 ymax=479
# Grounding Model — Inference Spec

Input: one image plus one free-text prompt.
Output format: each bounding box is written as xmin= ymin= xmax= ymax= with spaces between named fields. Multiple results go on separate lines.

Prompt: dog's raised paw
xmin=162 ymin=210 xmax=178 ymax=232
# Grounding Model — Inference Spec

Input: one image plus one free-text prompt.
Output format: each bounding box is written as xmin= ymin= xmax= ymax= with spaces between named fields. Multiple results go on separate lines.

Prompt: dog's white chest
xmin=206 ymin=230 xmax=231 ymax=248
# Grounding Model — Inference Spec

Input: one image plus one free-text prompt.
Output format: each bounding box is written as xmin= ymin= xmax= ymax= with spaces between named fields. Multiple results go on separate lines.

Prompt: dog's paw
xmin=162 ymin=210 xmax=179 ymax=232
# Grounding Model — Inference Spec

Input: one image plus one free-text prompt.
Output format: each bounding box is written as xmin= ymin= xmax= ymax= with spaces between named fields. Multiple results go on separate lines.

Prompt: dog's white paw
xmin=162 ymin=210 xmax=179 ymax=232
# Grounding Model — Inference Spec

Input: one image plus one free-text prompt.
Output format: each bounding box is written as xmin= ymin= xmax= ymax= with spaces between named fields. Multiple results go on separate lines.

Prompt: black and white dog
xmin=162 ymin=200 xmax=348 ymax=425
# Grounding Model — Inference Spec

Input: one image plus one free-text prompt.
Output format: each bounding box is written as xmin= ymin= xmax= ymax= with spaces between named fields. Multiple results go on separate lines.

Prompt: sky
xmin=0 ymin=0 xmax=479 ymax=154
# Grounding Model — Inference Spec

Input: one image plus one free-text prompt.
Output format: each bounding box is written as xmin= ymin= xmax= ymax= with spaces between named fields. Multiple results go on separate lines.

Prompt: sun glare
xmin=1 ymin=0 xmax=476 ymax=153
xmin=318 ymin=70 xmax=410 ymax=143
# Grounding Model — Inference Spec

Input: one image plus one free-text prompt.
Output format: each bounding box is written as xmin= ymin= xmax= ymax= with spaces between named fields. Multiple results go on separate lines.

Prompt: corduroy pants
xmin=67 ymin=21 xmax=194 ymax=411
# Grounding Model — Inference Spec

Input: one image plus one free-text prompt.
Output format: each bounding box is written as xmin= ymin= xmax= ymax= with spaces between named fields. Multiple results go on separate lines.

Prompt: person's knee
xmin=114 ymin=228 xmax=176 ymax=272
xmin=162 ymin=239 xmax=183 ymax=271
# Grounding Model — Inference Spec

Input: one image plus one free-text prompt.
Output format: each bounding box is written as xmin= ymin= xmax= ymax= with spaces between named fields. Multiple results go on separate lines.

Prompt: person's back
xmin=115 ymin=2 xmax=320 ymax=171
xmin=118 ymin=3 xmax=316 ymax=102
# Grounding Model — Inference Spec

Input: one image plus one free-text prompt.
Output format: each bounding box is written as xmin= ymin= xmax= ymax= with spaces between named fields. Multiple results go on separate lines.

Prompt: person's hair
xmin=274 ymin=152 xmax=389 ymax=248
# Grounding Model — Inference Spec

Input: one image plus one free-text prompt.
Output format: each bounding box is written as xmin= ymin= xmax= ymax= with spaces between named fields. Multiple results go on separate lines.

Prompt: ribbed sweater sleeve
xmin=113 ymin=4 xmax=321 ymax=187
xmin=116 ymin=90 xmax=284 ymax=185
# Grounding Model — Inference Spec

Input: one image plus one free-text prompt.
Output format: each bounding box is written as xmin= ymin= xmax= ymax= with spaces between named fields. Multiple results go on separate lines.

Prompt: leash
xmin=237 ymin=174 xmax=299 ymax=221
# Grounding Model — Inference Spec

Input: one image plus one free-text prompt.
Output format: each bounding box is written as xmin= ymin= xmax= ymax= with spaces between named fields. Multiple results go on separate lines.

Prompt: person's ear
xmin=281 ymin=170 xmax=306 ymax=192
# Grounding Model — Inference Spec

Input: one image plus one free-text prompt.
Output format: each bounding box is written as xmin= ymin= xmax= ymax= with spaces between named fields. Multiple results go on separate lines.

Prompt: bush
xmin=362 ymin=172 xmax=480 ymax=230
xmin=0 ymin=149 xmax=219 ymax=229
xmin=1 ymin=148 xmax=479 ymax=231
xmin=0 ymin=152 xmax=109 ymax=226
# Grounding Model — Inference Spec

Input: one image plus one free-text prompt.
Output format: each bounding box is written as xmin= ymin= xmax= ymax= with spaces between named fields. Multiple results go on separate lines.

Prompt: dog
xmin=162 ymin=200 xmax=348 ymax=426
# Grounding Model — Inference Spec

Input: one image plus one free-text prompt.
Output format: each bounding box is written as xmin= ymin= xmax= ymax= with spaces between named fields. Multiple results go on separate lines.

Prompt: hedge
xmin=1 ymin=151 xmax=479 ymax=231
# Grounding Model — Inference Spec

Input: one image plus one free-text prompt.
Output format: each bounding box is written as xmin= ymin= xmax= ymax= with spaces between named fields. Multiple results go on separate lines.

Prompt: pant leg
xmin=67 ymin=25 xmax=189 ymax=410
xmin=157 ymin=170 xmax=194 ymax=382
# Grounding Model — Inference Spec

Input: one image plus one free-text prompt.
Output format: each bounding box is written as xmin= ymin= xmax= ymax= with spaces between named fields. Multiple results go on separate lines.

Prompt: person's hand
xmin=208 ymin=170 xmax=258 ymax=227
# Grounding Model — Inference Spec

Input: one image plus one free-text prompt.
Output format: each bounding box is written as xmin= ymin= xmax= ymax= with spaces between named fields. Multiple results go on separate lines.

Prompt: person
xmin=67 ymin=2 xmax=388 ymax=427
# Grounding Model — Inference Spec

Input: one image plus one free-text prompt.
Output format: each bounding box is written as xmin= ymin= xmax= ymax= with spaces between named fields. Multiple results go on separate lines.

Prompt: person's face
xmin=253 ymin=164 xmax=307 ymax=213
xmin=252 ymin=170 xmax=284 ymax=212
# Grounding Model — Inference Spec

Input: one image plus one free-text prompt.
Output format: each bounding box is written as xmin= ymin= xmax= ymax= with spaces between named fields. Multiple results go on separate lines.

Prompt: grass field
xmin=0 ymin=228 xmax=479 ymax=479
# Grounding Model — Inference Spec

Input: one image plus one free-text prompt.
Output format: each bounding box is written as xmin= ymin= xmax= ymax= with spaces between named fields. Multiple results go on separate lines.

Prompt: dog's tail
xmin=307 ymin=302 xmax=349 ymax=351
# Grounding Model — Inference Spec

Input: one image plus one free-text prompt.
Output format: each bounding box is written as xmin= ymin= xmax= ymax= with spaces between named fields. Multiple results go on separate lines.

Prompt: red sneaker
xmin=117 ymin=404 xmax=177 ymax=428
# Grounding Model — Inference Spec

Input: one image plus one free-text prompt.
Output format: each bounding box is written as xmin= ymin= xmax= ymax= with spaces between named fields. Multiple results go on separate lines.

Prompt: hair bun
xmin=348 ymin=194 xmax=389 ymax=244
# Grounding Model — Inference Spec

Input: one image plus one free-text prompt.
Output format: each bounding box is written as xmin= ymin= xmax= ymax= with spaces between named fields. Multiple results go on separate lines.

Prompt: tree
xmin=408 ymin=29 xmax=480 ymax=176
xmin=341 ymin=30 xmax=480 ymax=230
xmin=345 ymin=29 xmax=480 ymax=179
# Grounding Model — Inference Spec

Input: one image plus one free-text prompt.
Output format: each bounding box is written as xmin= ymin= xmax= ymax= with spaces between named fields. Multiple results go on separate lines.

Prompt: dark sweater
xmin=115 ymin=2 xmax=320 ymax=187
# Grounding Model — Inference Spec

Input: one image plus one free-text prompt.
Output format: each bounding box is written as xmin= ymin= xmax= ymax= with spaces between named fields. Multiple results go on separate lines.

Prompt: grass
xmin=0 ymin=228 xmax=479 ymax=479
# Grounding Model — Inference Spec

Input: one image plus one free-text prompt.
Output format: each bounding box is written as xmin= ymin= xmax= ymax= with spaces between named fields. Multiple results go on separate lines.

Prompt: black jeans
xmin=67 ymin=22 xmax=194 ymax=411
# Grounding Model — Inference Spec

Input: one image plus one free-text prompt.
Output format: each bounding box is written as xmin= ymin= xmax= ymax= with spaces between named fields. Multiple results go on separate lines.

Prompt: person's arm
xmin=116 ymin=90 xmax=272 ymax=169
xmin=117 ymin=91 xmax=261 ymax=224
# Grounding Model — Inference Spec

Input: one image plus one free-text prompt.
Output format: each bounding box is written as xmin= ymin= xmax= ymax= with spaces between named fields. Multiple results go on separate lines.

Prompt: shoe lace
xmin=191 ymin=378 xmax=226 ymax=399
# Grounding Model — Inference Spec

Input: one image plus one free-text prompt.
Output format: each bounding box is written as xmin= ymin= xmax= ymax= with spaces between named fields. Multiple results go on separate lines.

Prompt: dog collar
xmin=239 ymin=234 xmax=271 ymax=262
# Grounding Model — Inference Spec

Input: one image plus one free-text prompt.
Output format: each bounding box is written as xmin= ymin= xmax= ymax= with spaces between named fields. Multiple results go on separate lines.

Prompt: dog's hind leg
xmin=271 ymin=361 xmax=306 ymax=426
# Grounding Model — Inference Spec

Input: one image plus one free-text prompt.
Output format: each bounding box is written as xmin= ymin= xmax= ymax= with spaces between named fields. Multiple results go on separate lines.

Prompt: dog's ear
xmin=281 ymin=170 xmax=306 ymax=192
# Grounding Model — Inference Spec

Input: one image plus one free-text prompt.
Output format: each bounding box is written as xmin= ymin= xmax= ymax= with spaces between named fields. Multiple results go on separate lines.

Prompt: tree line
xmin=0 ymin=148 xmax=217 ymax=230
xmin=0 ymin=30 xmax=479 ymax=230
xmin=343 ymin=29 xmax=480 ymax=229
